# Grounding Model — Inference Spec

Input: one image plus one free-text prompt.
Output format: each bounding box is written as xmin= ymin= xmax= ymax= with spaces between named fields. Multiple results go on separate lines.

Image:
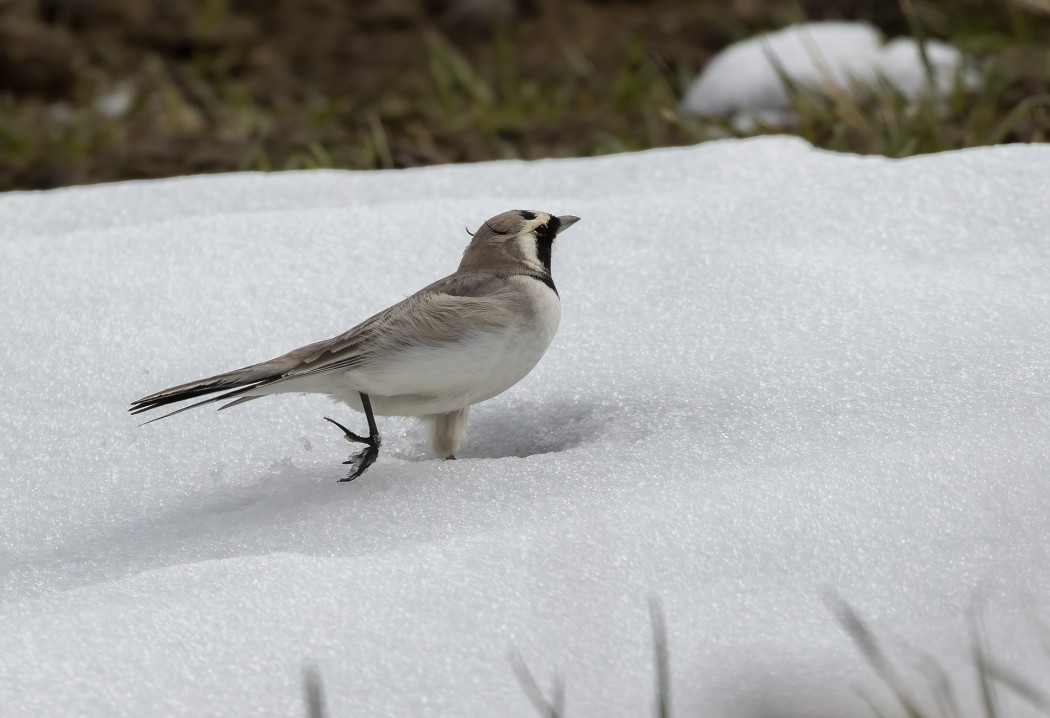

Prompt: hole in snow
xmin=460 ymin=398 xmax=606 ymax=459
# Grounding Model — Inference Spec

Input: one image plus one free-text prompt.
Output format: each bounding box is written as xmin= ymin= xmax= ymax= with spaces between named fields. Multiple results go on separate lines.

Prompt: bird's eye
xmin=519 ymin=210 xmax=536 ymax=220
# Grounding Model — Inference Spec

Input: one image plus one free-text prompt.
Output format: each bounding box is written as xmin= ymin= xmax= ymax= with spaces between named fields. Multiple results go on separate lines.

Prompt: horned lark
xmin=130 ymin=209 xmax=580 ymax=481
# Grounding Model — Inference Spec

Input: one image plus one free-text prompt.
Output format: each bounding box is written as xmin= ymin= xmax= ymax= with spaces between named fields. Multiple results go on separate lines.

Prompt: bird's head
xmin=459 ymin=209 xmax=580 ymax=275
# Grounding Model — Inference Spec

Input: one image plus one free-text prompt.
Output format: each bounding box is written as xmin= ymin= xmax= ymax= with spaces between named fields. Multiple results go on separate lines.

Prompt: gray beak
xmin=555 ymin=215 xmax=581 ymax=234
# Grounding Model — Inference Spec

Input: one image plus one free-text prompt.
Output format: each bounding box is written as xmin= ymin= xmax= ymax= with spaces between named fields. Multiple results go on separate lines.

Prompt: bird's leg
xmin=323 ymin=392 xmax=382 ymax=482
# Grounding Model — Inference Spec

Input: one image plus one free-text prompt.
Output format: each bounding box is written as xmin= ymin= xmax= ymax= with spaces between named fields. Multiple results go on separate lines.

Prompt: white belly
xmin=329 ymin=278 xmax=561 ymax=416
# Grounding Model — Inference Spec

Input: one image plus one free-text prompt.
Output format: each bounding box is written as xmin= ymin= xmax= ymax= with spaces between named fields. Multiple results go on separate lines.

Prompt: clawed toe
xmin=340 ymin=442 xmax=381 ymax=482
xmin=324 ymin=416 xmax=370 ymax=445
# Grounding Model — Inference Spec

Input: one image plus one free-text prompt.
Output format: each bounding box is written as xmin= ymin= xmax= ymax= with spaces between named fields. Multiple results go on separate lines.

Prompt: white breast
xmin=465 ymin=276 xmax=561 ymax=404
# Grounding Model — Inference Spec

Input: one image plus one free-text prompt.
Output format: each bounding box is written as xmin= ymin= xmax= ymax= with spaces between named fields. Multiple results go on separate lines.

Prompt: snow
xmin=92 ymin=83 xmax=135 ymax=119
xmin=681 ymin=22 xmax=978 ymax=127
xmin=2 ymin=137 xmax=1050 ymax=717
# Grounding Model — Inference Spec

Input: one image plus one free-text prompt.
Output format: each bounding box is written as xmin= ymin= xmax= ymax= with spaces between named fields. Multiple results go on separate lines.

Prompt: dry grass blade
xmin=828 ymin=594 xmax=926 ymax=718
xmin=970 ymin=611 xmax=1003 ymax=718
xmin=988 ymin=94 xmax=1050 ymax=144
xmin=913 ymin=650 xmax=963 ymax=718
xmin=302 ymin=663 xmax=328 ymax=718
xmin=650 ymin=597 xmax=671 ymax=718
xmin=510 ymin=599 xmax=674 ymax=717
xmin=980 ymin=659 xmax=1050 ymax=712
xmin=1010 ymin=0 xmax=1050 ymax=13
xmin=511 ymin=650 xmax=565 ymax=718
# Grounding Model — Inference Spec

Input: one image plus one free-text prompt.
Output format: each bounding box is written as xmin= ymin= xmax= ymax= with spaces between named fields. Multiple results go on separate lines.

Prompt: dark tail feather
xmin=129 ymin=364 xmax=285 ymax=422
xmin=132 ymin=384 xmax=269 ymax=425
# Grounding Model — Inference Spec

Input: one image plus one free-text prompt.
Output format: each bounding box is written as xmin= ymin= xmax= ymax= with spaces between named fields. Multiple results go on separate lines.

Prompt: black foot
xmin=324 ymin=415 xmax=382 ymax=482
xmin=341 ymin=441 xmax=381 ymax=481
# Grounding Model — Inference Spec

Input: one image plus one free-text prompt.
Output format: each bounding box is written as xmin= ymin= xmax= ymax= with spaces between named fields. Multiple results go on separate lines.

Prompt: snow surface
xmin=2 ymin=138 xmax=1050 ymax=717
xmin=681 ymin=22 xmax=978 ymax=127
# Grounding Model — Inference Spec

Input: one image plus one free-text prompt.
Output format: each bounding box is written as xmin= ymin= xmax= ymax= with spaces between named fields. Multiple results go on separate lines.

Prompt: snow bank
xmin=2 ymin=137 xmax=1050 ymax=717
xmin=681 ymin=22 xmax=978 ymax=127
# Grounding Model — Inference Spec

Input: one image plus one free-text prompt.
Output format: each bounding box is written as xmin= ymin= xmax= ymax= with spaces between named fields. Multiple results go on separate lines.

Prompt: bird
xmin=130 ymin=209 xmax=580 ymax=482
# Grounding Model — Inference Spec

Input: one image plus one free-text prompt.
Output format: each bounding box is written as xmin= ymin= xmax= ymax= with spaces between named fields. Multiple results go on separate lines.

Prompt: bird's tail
xmin=129 ymin=360 xmax=290 ymax=424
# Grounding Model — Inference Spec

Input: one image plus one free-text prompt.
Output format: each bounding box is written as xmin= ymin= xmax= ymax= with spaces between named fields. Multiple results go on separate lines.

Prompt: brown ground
xmin=0 ymin=0 xmax=1047 ymax=190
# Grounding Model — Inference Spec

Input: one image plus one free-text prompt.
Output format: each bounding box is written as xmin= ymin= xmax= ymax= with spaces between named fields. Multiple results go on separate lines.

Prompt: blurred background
xmin=1 ymin=0 xmax=1048 ymax=191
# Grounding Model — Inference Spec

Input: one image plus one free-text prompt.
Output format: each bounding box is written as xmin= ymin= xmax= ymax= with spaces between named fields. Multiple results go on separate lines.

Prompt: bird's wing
xmin=284 ymin=272 xmax=529 ymax=377
xmin=129 ymin=272 xmax=527 ymax=419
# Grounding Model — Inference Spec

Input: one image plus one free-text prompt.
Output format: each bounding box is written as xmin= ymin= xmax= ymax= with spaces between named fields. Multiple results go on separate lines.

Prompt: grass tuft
xmin=300 ymin=596 xmax=1050 ymax=717
xmin=3 ymin=1 xmax=1047 ymax=189
xmin=832 ymin=595 xmax=1050 ymax=718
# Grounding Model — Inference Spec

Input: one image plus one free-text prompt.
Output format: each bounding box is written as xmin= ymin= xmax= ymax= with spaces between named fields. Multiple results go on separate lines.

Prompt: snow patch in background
xmin=2 ymin=137 xmax=1050 ymax=717
xmin=681 ymin=22 xmax=979 ymax=129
